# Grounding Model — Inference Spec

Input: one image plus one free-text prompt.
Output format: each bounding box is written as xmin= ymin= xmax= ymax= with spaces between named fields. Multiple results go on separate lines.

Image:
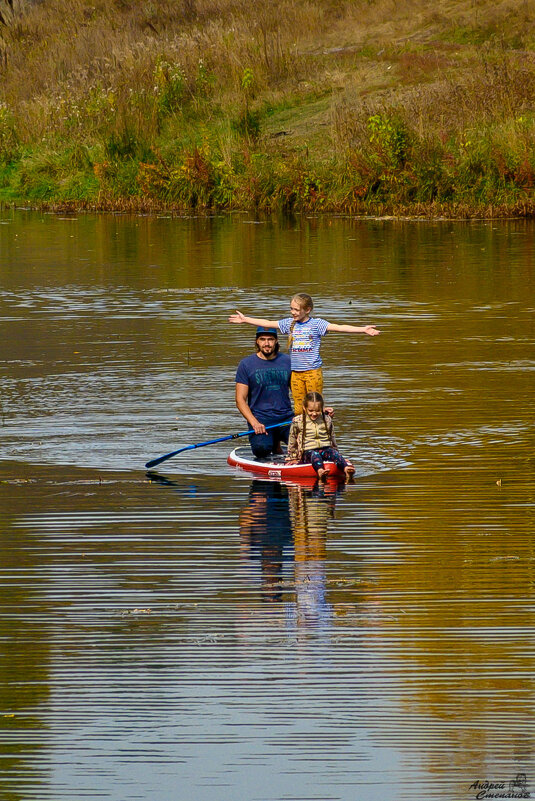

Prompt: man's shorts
xmin=249 ymin=419 xmax=290 ymax=459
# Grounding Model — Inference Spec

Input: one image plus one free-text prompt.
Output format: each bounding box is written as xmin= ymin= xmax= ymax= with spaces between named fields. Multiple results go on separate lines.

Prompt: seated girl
xmin=286 ymin=391 xmax=355 ymax=481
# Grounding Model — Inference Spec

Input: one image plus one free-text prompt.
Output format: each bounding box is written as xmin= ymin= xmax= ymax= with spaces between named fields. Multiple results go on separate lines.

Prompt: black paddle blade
xmin=145 ymin=457 xmax=166 ymax=469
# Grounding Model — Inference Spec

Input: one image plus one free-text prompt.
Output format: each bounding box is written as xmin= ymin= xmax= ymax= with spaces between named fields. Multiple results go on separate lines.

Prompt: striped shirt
xmin=278 ymin=316 xmax=330 ymax=371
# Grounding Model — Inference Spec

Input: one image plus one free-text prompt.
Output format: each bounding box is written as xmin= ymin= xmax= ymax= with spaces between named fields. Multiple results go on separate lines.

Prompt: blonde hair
xmin=303 ymin=391 xmax=324 ymax=410
xmin=288 ymin=293 xmax=314 ymax=353
xmin=292 ymin=293 xmax=313 ymax=312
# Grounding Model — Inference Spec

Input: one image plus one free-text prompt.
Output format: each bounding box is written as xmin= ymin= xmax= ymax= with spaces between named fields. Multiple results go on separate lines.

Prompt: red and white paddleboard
xmin=227 ymin=446 xmax=350 ymax=480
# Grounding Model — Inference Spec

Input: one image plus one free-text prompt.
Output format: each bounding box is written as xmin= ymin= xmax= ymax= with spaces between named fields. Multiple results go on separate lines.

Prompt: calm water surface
xmin=1 ymin=210 xmax=534 ymax=801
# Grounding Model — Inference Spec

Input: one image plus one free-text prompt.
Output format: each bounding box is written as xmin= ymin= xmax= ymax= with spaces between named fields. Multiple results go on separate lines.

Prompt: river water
xmin=1 ymin=210 xmax=534 ymax=801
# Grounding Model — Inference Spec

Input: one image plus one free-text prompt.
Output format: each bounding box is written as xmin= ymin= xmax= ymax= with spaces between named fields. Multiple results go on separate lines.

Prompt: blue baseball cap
xmin=255 ymin=326 xmax=278 ymax=338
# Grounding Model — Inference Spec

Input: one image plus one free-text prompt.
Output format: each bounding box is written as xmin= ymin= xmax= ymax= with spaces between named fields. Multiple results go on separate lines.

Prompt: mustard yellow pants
xmin=290 ymin=368 xmax=324 ymax=413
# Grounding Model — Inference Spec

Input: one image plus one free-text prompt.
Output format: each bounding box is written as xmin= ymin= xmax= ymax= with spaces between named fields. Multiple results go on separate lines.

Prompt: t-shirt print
xmin=291 ymin=330 xmax=314 ymax=352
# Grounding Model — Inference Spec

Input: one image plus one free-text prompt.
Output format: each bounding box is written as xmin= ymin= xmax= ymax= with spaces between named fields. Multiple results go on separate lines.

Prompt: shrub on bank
xmin=5 ymin=107 xmax=535 ymax=214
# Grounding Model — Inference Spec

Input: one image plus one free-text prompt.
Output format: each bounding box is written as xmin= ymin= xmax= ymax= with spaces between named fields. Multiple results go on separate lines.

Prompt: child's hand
xmin=229 ymin=310 xmax=246 ymax=324
xmin=324 ymin=406 xmax=334 ymax=417
xmin=363 ymin=325 xmax=380 ymax=336
xmin=285 ymin=458 xmax=298 ymax=465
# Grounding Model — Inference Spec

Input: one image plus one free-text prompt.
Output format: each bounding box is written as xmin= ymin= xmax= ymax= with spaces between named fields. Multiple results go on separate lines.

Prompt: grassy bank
xmin=1 ymin=0 xmax=535 ymax=216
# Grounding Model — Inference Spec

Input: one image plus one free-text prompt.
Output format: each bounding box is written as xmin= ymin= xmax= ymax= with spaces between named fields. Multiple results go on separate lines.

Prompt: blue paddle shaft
xmin=145 ymin=420 xmax=292 ymax=469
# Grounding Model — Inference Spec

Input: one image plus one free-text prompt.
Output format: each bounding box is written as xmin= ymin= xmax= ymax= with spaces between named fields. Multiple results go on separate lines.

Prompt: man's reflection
xmin=238 ymin=480 xmax=293 ymax=601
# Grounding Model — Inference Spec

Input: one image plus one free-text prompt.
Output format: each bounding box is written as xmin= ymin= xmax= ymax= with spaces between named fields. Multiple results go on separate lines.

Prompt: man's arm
xmin=229 ymin=310 xmax=281 ymax=329
xmin=236 ymin=383 xmax=266 ymax=434
xmin=326 ymin=323 xmax=380 ymax=336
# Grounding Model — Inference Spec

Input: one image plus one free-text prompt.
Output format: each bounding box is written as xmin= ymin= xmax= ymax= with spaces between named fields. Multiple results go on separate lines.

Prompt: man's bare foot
xmin=317 ymin=467 xmax=330 ymax=481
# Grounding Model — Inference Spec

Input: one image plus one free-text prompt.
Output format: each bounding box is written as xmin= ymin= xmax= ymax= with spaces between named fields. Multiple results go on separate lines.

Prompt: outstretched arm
xmin=326 ymin=323 xmax=380 ymax=336
xmin=229 ymin=310 xmax=281 ymax=329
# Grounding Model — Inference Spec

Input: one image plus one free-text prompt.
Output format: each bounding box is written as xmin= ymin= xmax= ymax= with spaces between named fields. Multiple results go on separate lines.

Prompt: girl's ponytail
xmin=322 ymin=409 xmax=334 ymax=446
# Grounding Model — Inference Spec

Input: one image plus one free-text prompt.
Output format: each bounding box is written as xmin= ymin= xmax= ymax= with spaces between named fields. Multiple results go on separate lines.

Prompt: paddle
xmin=145 ymin=420 xmax=292 ymax=470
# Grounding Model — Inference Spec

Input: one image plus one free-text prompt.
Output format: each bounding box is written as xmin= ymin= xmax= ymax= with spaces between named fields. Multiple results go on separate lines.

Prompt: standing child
xmin=286 ymin=392 xmax=356 ymax=482
xmin=229 ymin=292 xmax=379 ymax=412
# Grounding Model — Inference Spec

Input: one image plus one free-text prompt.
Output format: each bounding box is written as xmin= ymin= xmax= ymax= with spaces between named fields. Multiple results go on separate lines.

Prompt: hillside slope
xmin=1 ymin=0 xmax=535 ymax=216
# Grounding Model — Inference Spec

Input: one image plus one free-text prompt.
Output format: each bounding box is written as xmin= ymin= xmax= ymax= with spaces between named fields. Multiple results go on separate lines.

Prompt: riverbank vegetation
xmin=1 ymin=0 xmax=535 ymax=216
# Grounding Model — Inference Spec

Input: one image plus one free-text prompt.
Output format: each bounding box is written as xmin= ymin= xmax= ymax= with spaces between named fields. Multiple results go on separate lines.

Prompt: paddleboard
xmin=227 ymin=445 xmax=351 ymax=480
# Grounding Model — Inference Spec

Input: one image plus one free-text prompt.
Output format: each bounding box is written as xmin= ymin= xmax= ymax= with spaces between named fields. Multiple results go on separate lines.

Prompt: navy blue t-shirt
xmin=235 ymin=352 xmax=292 ymax=423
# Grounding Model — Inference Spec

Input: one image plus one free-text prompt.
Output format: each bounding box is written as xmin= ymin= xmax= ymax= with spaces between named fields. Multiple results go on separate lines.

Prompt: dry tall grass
xmin=1 ymin=0 xmax=535 ymax=214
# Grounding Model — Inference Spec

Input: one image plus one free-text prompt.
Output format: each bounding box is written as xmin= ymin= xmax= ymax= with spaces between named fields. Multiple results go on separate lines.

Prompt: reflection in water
xmin=238 ymin=480 xmax=293 ymax=601
xmin=238 ymin=477 xmax=346 ymax=627
xmin=289 ymin=480 xmax=344 ymax=629
xmin=1 ymin=211 xmax=535 ymax=801
xmin=0 ymin=510 xmax=50 ymax=801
